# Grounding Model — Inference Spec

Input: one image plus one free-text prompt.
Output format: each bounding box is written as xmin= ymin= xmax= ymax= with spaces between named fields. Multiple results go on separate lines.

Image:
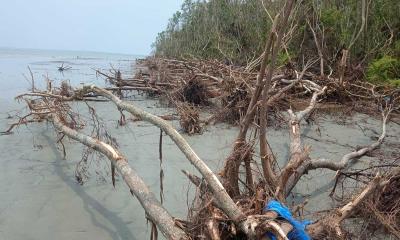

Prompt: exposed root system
xmin=179 ymin=77 xmax=210 ymax=106
xmin=361 ymin=169 xmax=400 ymax=238
xmin=177 ymin=102 xmax=202 ymax=135
xmin=4 ymin=8 xmax=400 ymax=237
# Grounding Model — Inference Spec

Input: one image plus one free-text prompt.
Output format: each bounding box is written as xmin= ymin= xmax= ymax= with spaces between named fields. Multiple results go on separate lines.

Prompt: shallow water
xmin=0 ymin=48 xmax=399 ymax=240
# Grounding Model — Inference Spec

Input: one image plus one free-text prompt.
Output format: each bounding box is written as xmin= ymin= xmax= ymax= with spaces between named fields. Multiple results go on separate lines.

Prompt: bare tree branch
xmin=274 ymin=87 xmax=327 ymax=199
xmin=83 ymin=86 xmax=248 ymax=222
xmin=49 ymin=113 xmax=188 ymax=240
xmin=285 ymin=105 xmax=391 ymax=196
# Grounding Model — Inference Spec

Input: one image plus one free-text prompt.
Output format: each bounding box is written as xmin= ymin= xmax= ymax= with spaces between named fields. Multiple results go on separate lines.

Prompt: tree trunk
xmin=50 ymin=114 xmax=189 ymax=240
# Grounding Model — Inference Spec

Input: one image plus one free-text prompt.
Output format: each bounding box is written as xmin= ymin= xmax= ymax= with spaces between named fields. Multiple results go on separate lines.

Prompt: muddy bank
xmin=2 ymin=94 xmax=399 ymax=239
xmin=1 ymin=49 xmax=399 ymax=239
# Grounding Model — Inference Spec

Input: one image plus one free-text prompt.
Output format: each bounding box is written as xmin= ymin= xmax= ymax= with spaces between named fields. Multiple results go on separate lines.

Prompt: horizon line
xmin=0 ymin=46 xmax=149 ymax=57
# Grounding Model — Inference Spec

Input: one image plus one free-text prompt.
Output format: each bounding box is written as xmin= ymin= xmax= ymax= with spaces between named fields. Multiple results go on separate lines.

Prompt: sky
xmin=0 ymin=0 xmax=183 ymax=55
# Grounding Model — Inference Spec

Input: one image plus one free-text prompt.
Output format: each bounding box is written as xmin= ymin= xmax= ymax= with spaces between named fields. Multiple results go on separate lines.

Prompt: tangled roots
xmin=180 ymin=77 xmax=210 ymax=105
xmin=177 ymin=102 xmax=202 ymax=135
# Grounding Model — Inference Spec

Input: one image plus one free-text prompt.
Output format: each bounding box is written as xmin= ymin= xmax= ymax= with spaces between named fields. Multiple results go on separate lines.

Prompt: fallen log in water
xmin=4 ymin=0 xmax=400 ymax=238
xmin=5 ymin=79 xmax=399 ymax=239
xmin=50 ymin=113 xmax=188 ymax=240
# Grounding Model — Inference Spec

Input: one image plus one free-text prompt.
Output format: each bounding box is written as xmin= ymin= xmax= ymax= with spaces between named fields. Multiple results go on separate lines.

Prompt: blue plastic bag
xmin=264 ymin=200 xmax=312 ymax=240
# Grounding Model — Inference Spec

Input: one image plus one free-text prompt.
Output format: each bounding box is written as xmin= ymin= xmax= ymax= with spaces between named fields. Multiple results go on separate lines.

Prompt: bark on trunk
xmin=50 ymin=114 xmax=188 ymax=240
xmin=285 ymin=107 xmax=389 ymax=196
xmin=222 ymin=0 xmax=296 ymax=196
xmin=276 ymin=87 xmax=326 ymax=199
xmin=85 ymin=86 xmax=247 ymax=222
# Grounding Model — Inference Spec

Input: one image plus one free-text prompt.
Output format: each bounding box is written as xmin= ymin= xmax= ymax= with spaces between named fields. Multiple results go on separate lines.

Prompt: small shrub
xmin=393 ymin=40 xmax=400 ymax=57
xmin=366 ymin=55 xmax=400 ymax=86
xmin=320 ymin=8 xmax=342 ymax=29
xmin=389 ymin=79 xmax=400 ymax=87
xmin=277 ymin=51 xmax=292 ymax=66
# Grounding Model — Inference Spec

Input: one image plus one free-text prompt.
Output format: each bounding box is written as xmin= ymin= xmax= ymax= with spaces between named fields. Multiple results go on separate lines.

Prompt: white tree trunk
xmin=50 ymin=114 xmax=188 ymax=240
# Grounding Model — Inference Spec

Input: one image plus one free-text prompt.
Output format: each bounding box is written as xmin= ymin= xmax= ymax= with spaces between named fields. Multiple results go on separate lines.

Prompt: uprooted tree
xmin=6 ymin=72 xmax=399 ymax=239
xmin=3 ymin=0 xmax=400 ymax=239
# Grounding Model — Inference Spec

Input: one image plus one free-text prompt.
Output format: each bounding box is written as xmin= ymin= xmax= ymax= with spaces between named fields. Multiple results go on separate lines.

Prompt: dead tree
xmin=4 ymin=0 xmax=399 ymax=238
xmin=222 ymin=0 xmax=296 ymax=196
xmin=7 ymin=78 xmax=397 ymax=239
xmin=50 ymin=113 xmax=188 ymax=240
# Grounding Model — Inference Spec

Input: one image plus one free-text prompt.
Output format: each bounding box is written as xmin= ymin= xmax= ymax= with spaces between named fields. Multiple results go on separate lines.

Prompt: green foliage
xmin=367 ymin=55 xmax=400 ymax=86
xmin=277 ymin=51 xmax=292 ymax=66
xmin=152 ymin=0 xmax=277 ymax=64
xmin=320 ymin=8 xmax=342 ymax=28
xmin=392 ymin=40 xmax=400 ymax=57
xmin=323 ymin=8 xmax=351 ymax=48
xmin=390 ymin=79 xmax=400 ymax=87
xmin=152 ymin=0 xmax=400 ymax=74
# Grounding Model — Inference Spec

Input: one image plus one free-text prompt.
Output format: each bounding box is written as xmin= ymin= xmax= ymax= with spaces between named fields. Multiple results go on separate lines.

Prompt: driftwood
xmin=4 ymin=0 xmax=400 ymax=238
xmin=6 ymin=74 xmax=398 ymax=239
xmin=284 ymin=99 xmax=393 ymax=196
xmin=8 ymin=85 xmax=299 ymax=238
xmin=307 ymin=172 xmax=391 ymax=238
xmin=50 ymin=113 xmax=188 ymax=239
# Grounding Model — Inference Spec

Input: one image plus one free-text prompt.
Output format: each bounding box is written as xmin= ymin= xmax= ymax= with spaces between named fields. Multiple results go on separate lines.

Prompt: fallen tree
xmin=51 ymin=112 xmax=188 ymax=240
xmin=3 ymin=0 xmax=400 ymax=239
xmin=5 ymin=77 xmax=398 ymax=239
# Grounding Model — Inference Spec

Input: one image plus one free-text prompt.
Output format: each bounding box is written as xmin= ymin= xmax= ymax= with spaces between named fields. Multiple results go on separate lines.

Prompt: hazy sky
xmin=0 ymin=0 xmax=183 ymax=55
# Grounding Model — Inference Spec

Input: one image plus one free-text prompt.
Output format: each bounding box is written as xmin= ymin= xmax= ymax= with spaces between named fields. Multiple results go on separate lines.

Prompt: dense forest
xmin=153 ymin=0 xmax=400 ymax=86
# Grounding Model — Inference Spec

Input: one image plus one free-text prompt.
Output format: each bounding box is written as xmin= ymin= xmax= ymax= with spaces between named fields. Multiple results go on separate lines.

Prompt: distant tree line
xmin=153 ymin=0 xmax=400 ymax=85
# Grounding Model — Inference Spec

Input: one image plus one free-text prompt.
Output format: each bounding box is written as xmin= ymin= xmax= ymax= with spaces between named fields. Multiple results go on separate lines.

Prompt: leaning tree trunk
xmin=77 ymin=86 xmax=294 ymax=237
xmin=50 ymin=113 xmax=189 ymax=240
xmin=221 ymin=0 xmax=296 ymax=196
